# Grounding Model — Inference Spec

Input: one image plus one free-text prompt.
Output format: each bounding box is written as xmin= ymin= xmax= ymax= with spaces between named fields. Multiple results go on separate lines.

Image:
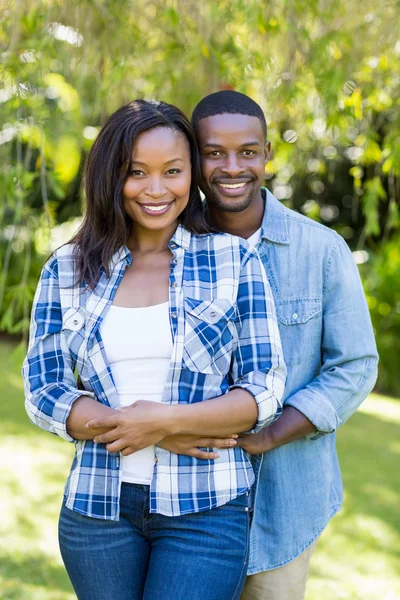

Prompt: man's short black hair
xmin=191 ymin=90 xmax=267 ymax=139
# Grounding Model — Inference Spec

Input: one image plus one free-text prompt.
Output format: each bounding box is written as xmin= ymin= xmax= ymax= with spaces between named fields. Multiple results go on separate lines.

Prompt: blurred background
xmin=0 ymin=1 xmax=399 ymax=598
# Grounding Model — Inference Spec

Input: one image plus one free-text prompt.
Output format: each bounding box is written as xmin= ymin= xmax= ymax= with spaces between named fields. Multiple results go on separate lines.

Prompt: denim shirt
xmin=248 ymin=190 xmax=378 ymax=573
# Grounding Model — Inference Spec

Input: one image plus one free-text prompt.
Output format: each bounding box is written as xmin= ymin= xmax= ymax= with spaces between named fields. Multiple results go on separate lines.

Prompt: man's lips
xmin=213 ymin=180 xmax=253 ymax=196
xmin=137 ymin=201 xmax=174 ymax=216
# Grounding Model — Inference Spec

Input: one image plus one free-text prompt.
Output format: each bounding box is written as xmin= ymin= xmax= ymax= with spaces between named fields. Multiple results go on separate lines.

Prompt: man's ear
xmin=264 ymin=141 xmax=271 ymax=162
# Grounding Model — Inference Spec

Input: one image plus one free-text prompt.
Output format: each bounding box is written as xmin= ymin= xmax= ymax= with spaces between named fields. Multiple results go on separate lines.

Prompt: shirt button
xmin=292 ymin=313 xmax=298 ymax=320
xmin=245 ymin=507 xmax=249 ymax=512
xmin=172 ymin=258 xmax=178 ymax=265
xmin=170 ymin=243 xmax=176 ymax=249
xmin=209 ymin=311 xmax=217 ymax=318
xmin=171 ymin=281 xmax=177 ymax=288
xmin=72 ymin=319 xmax=78 ymax=325
xmin=171 ymin=313 xmax=177 ymax=319
xmin=154 ymin=457 xmax=158 ymax=463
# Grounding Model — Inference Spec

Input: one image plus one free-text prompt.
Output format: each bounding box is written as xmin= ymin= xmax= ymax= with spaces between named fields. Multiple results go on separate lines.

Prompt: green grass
xmin=1 ymin=341 xmax=399 ymax=599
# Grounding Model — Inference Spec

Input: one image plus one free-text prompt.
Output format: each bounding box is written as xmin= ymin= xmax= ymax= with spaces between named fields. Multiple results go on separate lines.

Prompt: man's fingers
xmin=189 ymin=449 xmax=219 ymax=460
xmin=196 ymin=437 xmax=238 ymax=449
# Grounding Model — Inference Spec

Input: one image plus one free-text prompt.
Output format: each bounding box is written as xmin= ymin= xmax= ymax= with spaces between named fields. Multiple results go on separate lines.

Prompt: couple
xmin=23 ymin=91 xmax=378 ymax=600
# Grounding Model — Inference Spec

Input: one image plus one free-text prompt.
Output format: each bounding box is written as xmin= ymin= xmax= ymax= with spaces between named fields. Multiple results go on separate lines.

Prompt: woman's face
xmin=122 ymin=126 xmax=191 ymax=234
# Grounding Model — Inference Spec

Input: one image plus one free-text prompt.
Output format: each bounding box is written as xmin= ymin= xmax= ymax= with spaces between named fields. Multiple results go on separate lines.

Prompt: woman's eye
xmin=210 ymin=151 xmax=222 ymax=157
xmin=166 ymin=168 xmax=181 ymax=175
xmin=130 ymin=169 xmax=144 ymax=176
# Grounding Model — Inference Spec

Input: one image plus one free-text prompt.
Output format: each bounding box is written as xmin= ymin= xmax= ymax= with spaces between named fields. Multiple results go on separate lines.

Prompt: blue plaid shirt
xmin=23 ymin=225 xmax=286 ymax=519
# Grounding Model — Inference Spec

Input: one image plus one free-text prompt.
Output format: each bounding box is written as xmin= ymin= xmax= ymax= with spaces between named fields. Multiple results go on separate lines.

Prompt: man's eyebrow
xmin=132 ymin=158 xmax=185 ymax=165
xmin=201 ymin=141 xmax=261 ymax=149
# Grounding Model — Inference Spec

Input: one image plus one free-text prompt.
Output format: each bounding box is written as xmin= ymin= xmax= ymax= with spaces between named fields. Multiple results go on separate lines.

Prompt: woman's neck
xmin=127 ymin=220 xmax=178 ymax=254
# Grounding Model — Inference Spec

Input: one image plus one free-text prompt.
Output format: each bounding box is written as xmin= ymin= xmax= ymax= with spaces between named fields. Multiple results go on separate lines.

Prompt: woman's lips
xmin=138 ymin=201 xmax=174 ymax=216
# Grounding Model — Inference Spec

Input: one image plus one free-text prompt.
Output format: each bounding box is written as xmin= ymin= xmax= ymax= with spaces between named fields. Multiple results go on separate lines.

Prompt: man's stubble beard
xmin=206 ymin=185 xmax=256 ymax=214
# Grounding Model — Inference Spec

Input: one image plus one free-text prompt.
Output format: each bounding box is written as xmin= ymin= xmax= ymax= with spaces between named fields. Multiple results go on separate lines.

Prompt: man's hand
xmin=158 ymin=434 xmax=238 ymax=460
xmin=236 ymin=428 xmax=275 ymax=455
xmin=237 ymin=407 xmax=316 ymax=454
xmin=85 ymin=400 xmax=175 ymax=455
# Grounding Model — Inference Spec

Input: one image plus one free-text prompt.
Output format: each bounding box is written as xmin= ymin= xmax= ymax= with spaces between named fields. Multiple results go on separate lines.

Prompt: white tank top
xmin=100 ymin=302 xmax=173 ymax=484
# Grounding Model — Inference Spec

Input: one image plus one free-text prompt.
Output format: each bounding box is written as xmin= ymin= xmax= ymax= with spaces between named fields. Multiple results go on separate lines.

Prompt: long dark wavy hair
xmin=71 ymin=99 xmax=210 ymax=288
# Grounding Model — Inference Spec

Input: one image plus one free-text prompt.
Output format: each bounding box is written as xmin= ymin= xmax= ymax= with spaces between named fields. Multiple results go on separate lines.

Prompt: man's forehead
xmin=197 ymin=113 xmax=264 ymax=142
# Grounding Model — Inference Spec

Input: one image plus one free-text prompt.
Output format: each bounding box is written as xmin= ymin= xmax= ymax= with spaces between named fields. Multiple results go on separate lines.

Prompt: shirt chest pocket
xmin=62 ymin=307 xmax=87 ymax=364
xmin=182 ymin=297 xmax=237 ymax=376
xmin=277 ymin=298 xmax=322 ymax=366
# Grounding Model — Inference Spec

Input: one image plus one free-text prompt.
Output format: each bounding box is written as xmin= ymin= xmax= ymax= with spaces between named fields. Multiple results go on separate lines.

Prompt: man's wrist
xmin=261 ymin=424 xmax=279 ymax=452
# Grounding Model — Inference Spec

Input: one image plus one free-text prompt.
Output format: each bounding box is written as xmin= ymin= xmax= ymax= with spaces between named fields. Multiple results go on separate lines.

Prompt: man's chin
xmin=209 ymin=189 xmax=254 ymax=213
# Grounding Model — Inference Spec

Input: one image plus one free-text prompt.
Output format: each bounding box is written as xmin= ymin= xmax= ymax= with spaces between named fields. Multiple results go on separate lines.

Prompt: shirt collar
xmin=109 ymin=223 xmax=191 ymax=270
xmin=169 ymin=223 xmax=191 ymax=250
xmin=260 ymin=188 xmax=290 ymax=245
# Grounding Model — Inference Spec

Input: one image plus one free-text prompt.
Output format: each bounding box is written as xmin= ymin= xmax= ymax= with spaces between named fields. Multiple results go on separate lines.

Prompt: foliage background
xmin=0 ymin=2 xmax=399 ymax=598
xmin=1 ymin=0 xmax=400 ymax=393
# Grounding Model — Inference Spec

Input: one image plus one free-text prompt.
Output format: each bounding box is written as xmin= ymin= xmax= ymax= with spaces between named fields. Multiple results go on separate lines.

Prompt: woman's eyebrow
xmin=132 ymin=158 xmax=184 ymax=165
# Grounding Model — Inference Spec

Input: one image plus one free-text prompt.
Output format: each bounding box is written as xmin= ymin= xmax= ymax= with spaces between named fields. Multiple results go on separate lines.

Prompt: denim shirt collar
xmin=260 ymin=188 xmax=290 ymax=245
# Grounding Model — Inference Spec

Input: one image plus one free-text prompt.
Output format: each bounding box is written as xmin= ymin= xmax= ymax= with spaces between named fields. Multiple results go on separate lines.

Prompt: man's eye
xmin=242 ymin=150 xmax=256 ymax=156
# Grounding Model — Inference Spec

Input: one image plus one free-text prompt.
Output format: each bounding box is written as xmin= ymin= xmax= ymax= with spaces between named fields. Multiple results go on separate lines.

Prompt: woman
xmin=23 ymin=100 xmax=286 ymax=600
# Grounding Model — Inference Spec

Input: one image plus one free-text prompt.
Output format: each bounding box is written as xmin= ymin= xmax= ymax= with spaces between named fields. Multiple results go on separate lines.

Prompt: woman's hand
xmin=158 ymin=434 xmax=238 ymax=460
xmin=85 ymin=400 xmax=175 ymax=455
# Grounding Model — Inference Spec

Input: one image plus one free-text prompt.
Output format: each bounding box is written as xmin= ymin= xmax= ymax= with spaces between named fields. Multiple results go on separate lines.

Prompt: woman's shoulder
xmin=43 ymin=243 xmax=79 ymax=280
xmin=189 ymin=232 xmax=256 ymax=270
xmin=190 ymin=231 xmax=253 ymax=254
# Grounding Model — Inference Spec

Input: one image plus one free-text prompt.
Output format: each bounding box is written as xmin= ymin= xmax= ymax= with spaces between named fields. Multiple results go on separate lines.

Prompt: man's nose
xmin=221 ymin=154 xmax=244 ymax=177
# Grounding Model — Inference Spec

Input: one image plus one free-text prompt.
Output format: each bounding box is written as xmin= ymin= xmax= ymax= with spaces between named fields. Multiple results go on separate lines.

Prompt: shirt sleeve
xmin=285 ymin=237 xmax=379 ymax=437
xmin=22 ymin=257 xmax=95 ymax=442
xmin=228 ymin=246 xmax=286 ymax=433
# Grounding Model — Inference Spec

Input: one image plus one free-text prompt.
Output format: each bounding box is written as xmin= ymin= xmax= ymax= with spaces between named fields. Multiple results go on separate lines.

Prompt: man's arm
xmin=239 ymin=236 xmax=378 ymax=454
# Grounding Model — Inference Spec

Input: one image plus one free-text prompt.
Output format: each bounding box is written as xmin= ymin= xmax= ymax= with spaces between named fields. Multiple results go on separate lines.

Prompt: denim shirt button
xmin=292 ymin=313 xmax=298 ymax=320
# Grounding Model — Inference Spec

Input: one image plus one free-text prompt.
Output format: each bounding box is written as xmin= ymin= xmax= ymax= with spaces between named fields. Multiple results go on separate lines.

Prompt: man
xmin=189 ymin=90 xmax=378 ymax=599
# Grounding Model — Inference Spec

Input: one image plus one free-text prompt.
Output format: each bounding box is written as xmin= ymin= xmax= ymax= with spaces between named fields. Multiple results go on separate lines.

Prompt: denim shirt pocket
xmin=182 ymin=297 xmax=237 ymax=375
xmin=277 ymin=298 xmax=322 ymax=366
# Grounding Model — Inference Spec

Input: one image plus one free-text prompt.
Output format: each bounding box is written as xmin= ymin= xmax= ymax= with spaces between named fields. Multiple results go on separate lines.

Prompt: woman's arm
xmin=66 ymin=396 xmax=117 ymax=440
xmin=86 ymin=246 xmax=286 ymax=455
xmin=23 ymin=257 xmax=114 ymax=442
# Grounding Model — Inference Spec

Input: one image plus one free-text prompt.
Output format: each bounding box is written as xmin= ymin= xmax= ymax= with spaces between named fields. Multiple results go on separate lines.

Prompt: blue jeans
xmin=59 ymin=483 xmax=250 ymax=600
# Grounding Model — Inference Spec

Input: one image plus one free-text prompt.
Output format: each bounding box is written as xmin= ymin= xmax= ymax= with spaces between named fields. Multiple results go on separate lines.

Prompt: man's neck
xmin=207 ymin=191 xmax=265 ymax=240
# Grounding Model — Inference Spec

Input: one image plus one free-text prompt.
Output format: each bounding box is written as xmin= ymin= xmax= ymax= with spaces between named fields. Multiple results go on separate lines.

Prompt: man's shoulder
xmin=284 ymin=205 xmax=342 ymax=249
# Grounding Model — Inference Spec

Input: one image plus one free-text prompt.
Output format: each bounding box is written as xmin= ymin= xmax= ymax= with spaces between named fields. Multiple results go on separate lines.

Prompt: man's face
xmin=197 ymin=113 xmax=270 ymax=213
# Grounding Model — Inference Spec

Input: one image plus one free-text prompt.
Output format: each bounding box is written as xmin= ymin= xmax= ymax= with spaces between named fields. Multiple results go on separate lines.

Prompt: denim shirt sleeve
xmin=285 ymin=237 xmax=378 ymax=437
xmin=22 ymin=258 xmax=95 ymax=442
xmin=229 ymin=248 xmax=286 ymax=433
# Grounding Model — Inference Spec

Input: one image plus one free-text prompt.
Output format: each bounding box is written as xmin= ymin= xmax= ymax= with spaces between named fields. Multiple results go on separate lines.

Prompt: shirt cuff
xmin=28 ymin=387 xmax=96 ymax=443
xmin=228 ymin=381 xmax=281 ymax=434
xmin=285 ymin=388 xmax=342 ymax=439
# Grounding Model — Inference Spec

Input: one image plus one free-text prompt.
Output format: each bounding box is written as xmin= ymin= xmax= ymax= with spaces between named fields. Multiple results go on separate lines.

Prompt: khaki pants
xmin=240 ymin=541 xmax=316 ymax=600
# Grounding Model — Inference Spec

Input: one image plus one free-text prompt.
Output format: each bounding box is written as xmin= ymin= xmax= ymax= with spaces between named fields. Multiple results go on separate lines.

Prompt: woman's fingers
xmin=93 ymin=429 xmax=120 ymax=444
